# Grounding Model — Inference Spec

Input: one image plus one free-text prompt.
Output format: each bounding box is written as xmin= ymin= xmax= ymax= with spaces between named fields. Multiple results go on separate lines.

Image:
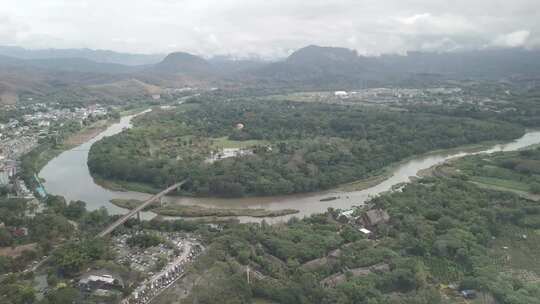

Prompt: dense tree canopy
xmin=88 ymin=99 xmax=523 ymax=197
xmin=184 ymin=176 xmax=540 ymax=304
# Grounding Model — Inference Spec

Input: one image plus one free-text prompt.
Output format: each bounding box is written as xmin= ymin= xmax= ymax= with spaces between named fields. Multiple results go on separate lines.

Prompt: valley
xmin=2 ymin=42 xmax=540 ymax=304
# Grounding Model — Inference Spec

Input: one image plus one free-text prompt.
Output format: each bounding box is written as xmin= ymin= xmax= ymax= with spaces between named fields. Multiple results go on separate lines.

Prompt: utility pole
xmin=246 ymin=266 xmax=250 ymax=285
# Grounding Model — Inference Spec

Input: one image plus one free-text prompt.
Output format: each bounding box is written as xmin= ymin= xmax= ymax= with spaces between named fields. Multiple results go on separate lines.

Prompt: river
xmin=39 ymin=113 xmax=540 ymax=223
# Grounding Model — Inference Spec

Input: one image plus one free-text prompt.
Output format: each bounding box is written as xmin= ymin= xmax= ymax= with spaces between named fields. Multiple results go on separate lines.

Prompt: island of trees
xmin=88 ymin=97 xmax=523 ymax=197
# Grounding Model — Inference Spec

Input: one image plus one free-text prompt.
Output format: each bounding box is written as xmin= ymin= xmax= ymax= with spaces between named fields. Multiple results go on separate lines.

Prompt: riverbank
xmin=94 ymin=177 xmax=162 ymax=193
xmin=64 ymin=119 xmax=118 ymax=147
xmin=110 ymin=198 xmax=299 ymax=218
xmin=22 ymin=118 xmax=118 ymax=185
xmin=95 ymin=137 xmax=517 ymax=197
xmin=39 ymin=107 xmax=540 ymax=222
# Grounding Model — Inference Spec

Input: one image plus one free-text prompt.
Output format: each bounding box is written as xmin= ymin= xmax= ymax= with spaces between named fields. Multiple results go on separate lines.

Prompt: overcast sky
xmin=0 ymin=0 xmax=539 ymax=58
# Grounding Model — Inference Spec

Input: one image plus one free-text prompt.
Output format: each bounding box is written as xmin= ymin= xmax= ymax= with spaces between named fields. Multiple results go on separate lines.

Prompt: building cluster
xmin=19 ymin=104 xmax=108 ymax=129
xmin=0 ymin=103 xmax=108 ymax=196
xmin=76 ymin=232 xmax=203 ymax=303
xmin=108 ymin=232 xmax=203 ymax=304
xmin=205 ymin=147 xmax=254 ymax=164
xmin=334 ymin=87 xmax=463 ymax=104
xmin=112 ymin=232 xmax=187 ymax=273
xmin=124 ymin=244 xmax=202 ymax=304
xmin=300 ymin=207 xmax=393 ymax=288
xmin=338 ymin=207 xmax=390 ymax=237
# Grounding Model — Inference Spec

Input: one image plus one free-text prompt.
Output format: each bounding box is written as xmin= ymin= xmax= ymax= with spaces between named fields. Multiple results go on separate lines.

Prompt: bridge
xmin=97 ymin=180 xmax=187 ymax=238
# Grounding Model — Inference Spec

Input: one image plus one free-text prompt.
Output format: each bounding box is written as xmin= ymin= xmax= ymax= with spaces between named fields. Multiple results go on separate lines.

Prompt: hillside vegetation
xmin=170 ymin=177 xmax=540 ymax=304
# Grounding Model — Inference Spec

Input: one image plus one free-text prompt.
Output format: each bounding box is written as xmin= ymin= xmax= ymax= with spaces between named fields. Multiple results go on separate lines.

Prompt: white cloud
xmin=398 ymin=13 xmax=431 ymax=25
xmin=0 ymin=0 xmax=538 ymax=58
xmin=492 ymin=30 xmax=531 ymax=47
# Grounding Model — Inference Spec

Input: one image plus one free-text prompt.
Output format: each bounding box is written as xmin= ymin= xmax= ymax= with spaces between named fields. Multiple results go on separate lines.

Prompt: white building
xmin=334 ymin=91 xmax=348 ymax=97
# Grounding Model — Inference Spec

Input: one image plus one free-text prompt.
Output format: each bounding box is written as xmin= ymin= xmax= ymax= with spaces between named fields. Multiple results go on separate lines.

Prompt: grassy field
xmin=109 ymin=199 xmax=155 ymax=211
xmin=155 ymin=205 xmax=299 ymax=218
xmin=471 ymin=182 xmax=540 ymax=201
xmin=470 ymin=176 xmax=532 ymax=192
xmin=94 ymin=178 xmax=163 ymax=194
xmin=109 ymin=198 xmax=299 ymax=218
xmin=447 ymin=149 xmax=540 ymax=201
xmin=209 ymin=136 xmax=269 ymax=149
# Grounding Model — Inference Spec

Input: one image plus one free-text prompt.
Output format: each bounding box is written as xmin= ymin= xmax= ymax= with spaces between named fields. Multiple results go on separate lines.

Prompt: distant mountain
xmin=251 ymin=45 xmax=376 ymax=88
xmin=0 ymin=46 xmax=164 ymax=66
xmin=249 ymin=45 xmax=540 ymax=88
xmin=376 ymin=48 xmax=540 ymax=78
xmin=152 ymin=52 xmax=212 ymax=75
xmin=3 ymin=44 xmax=540 ymax=104
xmin=286 ymin=45 xmax=359 ymax=65
xmin=0 ymin=54 xmax=144 ymax=74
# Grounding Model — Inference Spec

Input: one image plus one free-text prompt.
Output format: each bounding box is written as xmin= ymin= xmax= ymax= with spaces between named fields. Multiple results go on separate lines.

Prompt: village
xmin=271 ymin=86 xmax=518 ymax=115
xmin=0 ymin=103 xmax=109 ymax=198
xmin=70 ymin=231 xmax=204 ymax=304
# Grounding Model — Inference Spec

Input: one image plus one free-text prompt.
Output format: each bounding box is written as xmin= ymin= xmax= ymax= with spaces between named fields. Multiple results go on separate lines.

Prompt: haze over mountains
xmin=1 ymin=44 xmax=540 ymax=104
xmin=0 ymin=46 xmax=164 ymax=66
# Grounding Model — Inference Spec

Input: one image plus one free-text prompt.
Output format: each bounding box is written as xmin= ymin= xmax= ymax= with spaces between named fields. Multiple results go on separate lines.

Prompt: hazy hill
xmin=152 ymin=52 xmax=212 ymax=75
xmin=248 ymin=45 xmax=540 ymax=88
xmin=250 ymin=45 xmax=377 ymax=88
xmin=286 ymin=45 xmax=359 ymax=65
xmin=0 ymin=46 xmax=164 ymax=66
xmin=0 ymin=54 xmax=143 ymax=74
xmin=3 ymin=44 xmax=540 ymax=104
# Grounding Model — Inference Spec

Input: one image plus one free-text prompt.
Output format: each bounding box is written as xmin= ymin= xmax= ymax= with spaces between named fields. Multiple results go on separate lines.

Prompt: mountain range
xmin=0 ymin=46 xmax=164 ymax=66
xmin=1 ymin=45 xmax=540 ymax=104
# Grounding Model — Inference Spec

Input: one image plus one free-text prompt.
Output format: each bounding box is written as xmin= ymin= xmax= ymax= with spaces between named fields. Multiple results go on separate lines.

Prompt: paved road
xmin=98 ymin=180 xmax=186 ymax=238
xmin=122 ymin=240 xmax=201 ymax=304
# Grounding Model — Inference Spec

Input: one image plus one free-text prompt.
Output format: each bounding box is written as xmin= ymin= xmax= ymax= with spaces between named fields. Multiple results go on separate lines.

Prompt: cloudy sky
xmin=1 ymin=0 xmax=539 ymax=58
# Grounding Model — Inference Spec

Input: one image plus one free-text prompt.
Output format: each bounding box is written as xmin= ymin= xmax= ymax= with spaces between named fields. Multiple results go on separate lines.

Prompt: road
xmin=122 ymin=240 xmax=201 ymax=304
xmin=97 ymin=180 xmax=187 ymax=238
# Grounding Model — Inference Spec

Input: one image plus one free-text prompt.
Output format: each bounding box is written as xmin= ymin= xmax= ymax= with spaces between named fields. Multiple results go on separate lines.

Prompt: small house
xmin=79 ymin=270 xmax=124 ymax=292
xmin=11 ymin=227 xmax=28 ymax=237
xmin=358 ymin=228 xmax=372 ymax=235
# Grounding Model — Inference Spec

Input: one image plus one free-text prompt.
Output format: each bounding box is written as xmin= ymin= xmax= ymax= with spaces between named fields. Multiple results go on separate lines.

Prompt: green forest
xmin=4 ymin=168 xmax=540 ymax=303
xmin=173 ymin=176 xmax=540 ymax=304
xmin=88 ymin=98 xmax=523 ymax=197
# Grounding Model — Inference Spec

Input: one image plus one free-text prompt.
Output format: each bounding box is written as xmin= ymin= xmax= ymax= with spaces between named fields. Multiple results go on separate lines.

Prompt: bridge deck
xmin=97 ymin=180 xmax=186 ymax=238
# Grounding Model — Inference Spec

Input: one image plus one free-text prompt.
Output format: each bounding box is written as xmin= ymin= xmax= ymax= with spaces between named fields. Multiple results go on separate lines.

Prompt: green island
xmin=109 ymin=198 xmax=299 ymax=218
xmin=87 ymin=98 xmax=524 ymax=197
